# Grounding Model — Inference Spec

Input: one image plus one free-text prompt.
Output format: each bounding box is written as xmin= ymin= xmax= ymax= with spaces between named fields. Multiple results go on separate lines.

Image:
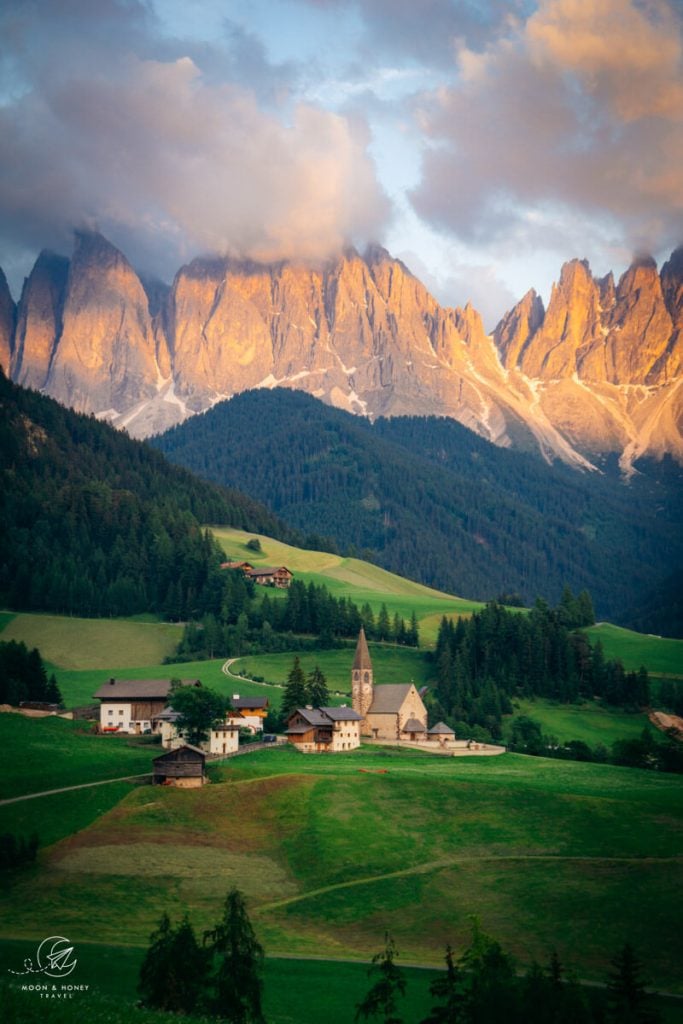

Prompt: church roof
xmin=368 ymin=683 xmax=414 ymax=714
xmin=402 ymin=718 xmax=426 ymax=732
xmin=353 ymin=627 xmax=372 ymax=671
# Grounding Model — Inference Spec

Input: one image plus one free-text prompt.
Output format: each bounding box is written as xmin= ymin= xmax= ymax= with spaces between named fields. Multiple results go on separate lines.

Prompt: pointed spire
xmin=353 ymin=626 xmax=372 ymax=671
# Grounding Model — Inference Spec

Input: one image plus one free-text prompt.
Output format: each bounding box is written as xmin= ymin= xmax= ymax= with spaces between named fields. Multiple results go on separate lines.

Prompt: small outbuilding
xmin=153 ymin=744 xmax=206 ymax=788
xmin=427 ymin=721 xmax=456 ymax=747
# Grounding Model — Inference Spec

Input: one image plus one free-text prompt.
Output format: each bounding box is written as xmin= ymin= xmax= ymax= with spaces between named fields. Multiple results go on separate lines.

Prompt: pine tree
xmin=607 ymin=944 xmax=660 ymax=1023
xmin=138 ymin=913 xmax=209 ymax=1014
xmin=307 ymin=665 xmax=329 ymax=706
xmin=204 ymin=888 xmax=265 ymax=1024
xmin=280 ymin=656 xmax=308 ymax=722
xmin=356 ymin=933 xmax=406 ymax=1024
xmin=420 ymin=945 xmax=463 ymax=1024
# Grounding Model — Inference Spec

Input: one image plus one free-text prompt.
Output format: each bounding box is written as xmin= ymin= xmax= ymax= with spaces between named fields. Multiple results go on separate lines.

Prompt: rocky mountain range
xmin=3 ymin=230 xmax=682 ymax=472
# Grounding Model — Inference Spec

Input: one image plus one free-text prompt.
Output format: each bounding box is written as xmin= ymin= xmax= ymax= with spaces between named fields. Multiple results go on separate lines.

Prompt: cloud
xmin=0 ymin=1 xmax=390 ymax=288
xmin=410 ymin=0 xmax=683 ymax=258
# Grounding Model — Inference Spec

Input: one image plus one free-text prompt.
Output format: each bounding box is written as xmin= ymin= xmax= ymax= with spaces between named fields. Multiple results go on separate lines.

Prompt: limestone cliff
xmin=0 ymin=269 xmax=15 ymax=375
xmin=11 ymin=251 xmax=68 ymax=390
xmin=8 ymin=232 xmax=683 ymax=469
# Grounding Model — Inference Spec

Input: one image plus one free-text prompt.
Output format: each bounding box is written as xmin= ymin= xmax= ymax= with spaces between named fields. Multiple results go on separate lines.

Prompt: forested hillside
xmin=154 ymin=388 xmax=683 ymax=625
xmin=0 ymin=373 xmax=294 ymax=618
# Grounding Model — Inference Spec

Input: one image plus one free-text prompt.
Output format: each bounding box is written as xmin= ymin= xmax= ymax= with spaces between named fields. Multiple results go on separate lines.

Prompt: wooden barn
xmin=153 ymin=745 xmax=206 ymax=788
xmin=246 ymin=565 xmax=293 ymax=589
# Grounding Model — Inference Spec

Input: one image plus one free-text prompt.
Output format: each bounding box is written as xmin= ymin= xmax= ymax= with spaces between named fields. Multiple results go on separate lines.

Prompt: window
xmin=118 ymin=709 xmax=124 ymax=716
xmin=107 ymin=709 xmax=113 ymax=716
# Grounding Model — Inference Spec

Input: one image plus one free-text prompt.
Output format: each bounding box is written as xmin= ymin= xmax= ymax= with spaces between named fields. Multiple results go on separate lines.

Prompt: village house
xmin=227 ymin=694 xmax=269 ymax=734
xmin=286 ymin=705 xmax=363 ymax=753
xmin=219 ymin=560 xmax=254 ymax=572
xmin=153 ymin=745 xmax=207 ymax=787
xmin=246 ymin=565 xmax=293 ymax=588
xmin=351 ymin=628 xmax=429 ymax=740
xmin=93 ymin=678 xmax=201 ymax=734
xmin=153 ymin=707 xmax=240 ymax=756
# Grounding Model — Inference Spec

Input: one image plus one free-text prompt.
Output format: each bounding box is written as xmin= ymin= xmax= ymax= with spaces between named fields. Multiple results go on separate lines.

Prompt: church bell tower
xmin=352 ymin=626 xmax=373 ymax=722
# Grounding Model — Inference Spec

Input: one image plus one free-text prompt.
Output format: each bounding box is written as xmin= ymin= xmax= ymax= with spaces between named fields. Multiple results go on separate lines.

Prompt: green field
xmin=587 ymin=623 xmax=683 ymax=677
xmin=212 ymin=527 xmax=483 ymax=642
xmin=1 ymin=741 xmax=681 ymax=996
xmin=233 ymin=642 xmax=432 ymax=696
xmin=0 ymin=715 xmax=157 ymax=800
xmin=506 ymin=699 xmax=652 ymax=747
xmin=0 ymin=614 xmax=182 ymax=671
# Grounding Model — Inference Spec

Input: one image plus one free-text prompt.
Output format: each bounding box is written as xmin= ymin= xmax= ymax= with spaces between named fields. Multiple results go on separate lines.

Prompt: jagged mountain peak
xmin=6 ymin=233 xmax=683 ymax=468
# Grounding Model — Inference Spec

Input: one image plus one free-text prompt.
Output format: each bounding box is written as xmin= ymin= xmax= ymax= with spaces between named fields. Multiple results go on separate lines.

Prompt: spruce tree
xmin=307 ymin=665 xmax=329 ymax=707
xmin=355 ymin=933 xmax=406 ymax=1023
xmin=280 ymin=656 xmax=308 ymax=722
xmin=607 ymin=943 xmax=660 ymax=1024
xmin=204 ymin=888 xmax=265 ymax=1024
xmin=138 ymin=913 xmax=209 ymax=1014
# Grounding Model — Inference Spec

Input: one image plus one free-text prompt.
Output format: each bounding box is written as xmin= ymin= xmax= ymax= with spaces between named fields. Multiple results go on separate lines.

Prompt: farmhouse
xmin=351 ymin=628 xmax=428 ymax=740
xmin=227 ymin=694 xmax=269 ymax=734
xmin=153 ymin=745 xmax=206 ymax=787
xmin=93 ymin=678 xmax=201 ymax=734
xmin=286 ymin=705 xmax=363 ymax=753
xmin=220 ymin=560 xmax=254 ymax=572
xmin=246 ymin=565 xmax=293 ymax=588
xmin=153 ymin=707 xmax=240 ymax=755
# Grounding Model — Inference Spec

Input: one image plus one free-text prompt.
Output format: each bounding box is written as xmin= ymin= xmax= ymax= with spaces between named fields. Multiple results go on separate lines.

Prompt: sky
xmin=1 ymin=0 xmax=682 ymax=328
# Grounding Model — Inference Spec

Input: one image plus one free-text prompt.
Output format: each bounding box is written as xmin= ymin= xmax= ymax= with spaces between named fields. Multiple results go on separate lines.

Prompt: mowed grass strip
xmin=587 ymin=623 xmax=683 ymax=677
xmin=0 ymin=614 xmax=182 ymax=671
xmin=0 ymin=715 xmax=158 ymax=799
xmin=2 ymin=747 xmax=681 ymax=990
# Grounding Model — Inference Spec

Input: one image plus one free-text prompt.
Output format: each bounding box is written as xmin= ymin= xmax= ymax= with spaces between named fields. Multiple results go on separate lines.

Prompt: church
xmin=351 ymin=627 xmax=428 ymax=741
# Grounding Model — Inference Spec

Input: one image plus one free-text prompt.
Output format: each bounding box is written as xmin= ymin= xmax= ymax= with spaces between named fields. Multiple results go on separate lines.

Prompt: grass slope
xmin=587 ymin=623 xmax=683 ymax=677
xmin=2 ymin=745 xmax=680 ymax=994
xmin=0 ymin=715 xmax=157 ymax=800
xmin=212 ymin=527 xmax=482 ymax=643
xmin=0 ymin=614 xmax=182 ymax=671
xmin=506 ymin=699 xmax=652 ymax=746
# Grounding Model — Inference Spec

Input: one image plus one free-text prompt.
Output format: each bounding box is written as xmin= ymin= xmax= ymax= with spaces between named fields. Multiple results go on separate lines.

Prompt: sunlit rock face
xmin=6 ymin=232 xmax=683 ymax=468
xmin=0 ymin=269 xmax=15 ymax=375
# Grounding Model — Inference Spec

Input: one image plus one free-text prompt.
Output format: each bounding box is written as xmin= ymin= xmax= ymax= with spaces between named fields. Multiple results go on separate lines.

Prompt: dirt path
xmin=0 ymin=773 xmax=152 ymax=806
xmin=222 ymin=658 xmax=285 ymax=688
xmin=255 ymin=852 xmax=683 ymax=914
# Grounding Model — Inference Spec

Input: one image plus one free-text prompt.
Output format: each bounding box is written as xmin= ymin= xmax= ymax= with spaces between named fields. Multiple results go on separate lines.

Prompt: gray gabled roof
xmin=402 ymin=717 xmax=426 ymax=732
xmin=291 ymin=707 xmax=334 ymax=727
xmin=368 ymin=683 xmax=414 ymax=714
xmin=427 ymin=721 xmax=455 ymax=736
xmin=320 ymin=706 xmax=363 ymax=722
xmin=231 ymin=696 xmax=269 ymax=709
xmin=93 ymin=679 xmax=201 ymax=700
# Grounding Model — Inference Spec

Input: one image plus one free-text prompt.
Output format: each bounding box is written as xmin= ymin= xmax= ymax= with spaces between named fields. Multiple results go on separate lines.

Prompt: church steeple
xmin=352 ymin=627 xmax=373 ymax=721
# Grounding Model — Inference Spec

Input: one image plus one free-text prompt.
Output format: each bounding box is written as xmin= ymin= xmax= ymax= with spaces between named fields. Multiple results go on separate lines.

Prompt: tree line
xmin=428 ymin=595 xmax=649 ymax=742
xmin=357 ymin=926 xmax=662 ymax=1024
xmin=0 ymin=371 xmax=293 ymax=620
xmin=174 ymin=572 xmax=418 ymax=661
xmin=0 ymin=640 xmax=62 ymax=706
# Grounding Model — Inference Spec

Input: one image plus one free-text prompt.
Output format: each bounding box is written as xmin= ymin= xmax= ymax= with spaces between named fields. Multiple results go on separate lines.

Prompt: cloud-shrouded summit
xmin=1 ymin=0 xmax=681 ymax=323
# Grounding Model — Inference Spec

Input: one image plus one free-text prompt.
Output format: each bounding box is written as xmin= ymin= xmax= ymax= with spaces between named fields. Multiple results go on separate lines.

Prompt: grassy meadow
xmin=1 ymin=744 xmax=681 ymax=998
xmin=0 ymin=614 xmax=182 ymax=671
xmin=212 ymin=527 xmax=483 ymax=643
xmin=506 ymin=698 xmax=652 ymax=747
xmin=587 ymin=623 xmax=683 ymax=677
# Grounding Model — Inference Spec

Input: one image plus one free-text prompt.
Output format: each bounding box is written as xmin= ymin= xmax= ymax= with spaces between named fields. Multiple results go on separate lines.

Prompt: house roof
xmin=291 ymin=707 xmax=334 ymax=727
xmin=231 ymin=696 xmax=269 ymax=709
xmin=320 ymin=706 xmax=363 ymax=722
xmin=93 ymin=679 xmax=200 ymax=700
xmin=154 ymin=743 xmax=205 ymax=763
xmin=221 ymin=560 xmax=253 ymax=570
xmin=353 ymin=627 xmax=372 ymax=671
xmin=368 ymin=683 xmax=414 ymax=714
xmin=248 ymin=565 xmax=291 ymax=577
xmin=152 ymin=708 xmax=181 ymax=722
xmin=285 ymin=724 xmax=314 ymax=735
xmin=427 ymin=721 xmax=455 ymax=736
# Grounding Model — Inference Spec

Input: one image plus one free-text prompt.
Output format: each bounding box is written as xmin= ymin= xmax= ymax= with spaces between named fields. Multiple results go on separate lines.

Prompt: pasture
xmin=506 ymin=698 xmax=652 ymax=747
xmin=0 ymin=614 xmax=182 ymax=671
xmin=1 ymin=744 xmax=681 ymax=996
xmin=587 ymin=623 xmax=683 ymax=678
